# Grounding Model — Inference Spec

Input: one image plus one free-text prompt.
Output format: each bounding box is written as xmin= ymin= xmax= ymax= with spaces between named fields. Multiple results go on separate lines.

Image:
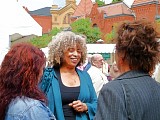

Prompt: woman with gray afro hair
xmin=40 ymin=31 xmax=97 ymax=120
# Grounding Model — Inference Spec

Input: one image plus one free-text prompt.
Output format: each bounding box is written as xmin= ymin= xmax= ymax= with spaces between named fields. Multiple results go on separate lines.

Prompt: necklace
xmin=60 ymin=71 xmax=79 ymax=86
xmin=72 ymin=75 xmax=77 ymax=83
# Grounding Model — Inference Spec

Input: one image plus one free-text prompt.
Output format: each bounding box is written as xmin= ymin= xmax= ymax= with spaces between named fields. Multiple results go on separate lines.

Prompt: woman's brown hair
xmin=115 ymin=20 xmax=160 ymax=73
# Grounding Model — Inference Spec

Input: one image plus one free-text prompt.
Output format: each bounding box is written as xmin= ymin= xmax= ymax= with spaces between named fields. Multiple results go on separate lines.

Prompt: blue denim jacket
xmin=5 ymin=96 xmax=56 ymax=120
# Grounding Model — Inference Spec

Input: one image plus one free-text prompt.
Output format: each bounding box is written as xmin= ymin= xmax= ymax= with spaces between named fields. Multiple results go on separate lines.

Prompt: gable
xmin=98 ymin=2 xmax=134 ymax=17
xmin=73 ymin=0 xmax=93 ymax=17
xmin=132 ymin=0 xmax=159 ymax=6
xmin=54 ymin=3 xmax=77 ymax=15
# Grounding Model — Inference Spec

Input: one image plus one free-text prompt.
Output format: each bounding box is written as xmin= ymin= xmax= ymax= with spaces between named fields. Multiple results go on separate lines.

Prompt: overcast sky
xmin=18 ymin=0 xmax=134 ymax=11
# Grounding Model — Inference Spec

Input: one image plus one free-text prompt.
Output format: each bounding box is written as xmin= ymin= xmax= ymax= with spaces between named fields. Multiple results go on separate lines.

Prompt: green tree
xmin=29 ymin=27 xmax=61 ymax=48
xmin=112 ymin=0 xmax=123 ymax=3
xmin=95 ymin=0 xmax=105 ymax=7
xmin=71 ymin=18 xmax=101 ymax=43
xmin=105 ymin=31 xmax=115 ymax=43
xmin=105 ymin=23 xmax=119 ymax=43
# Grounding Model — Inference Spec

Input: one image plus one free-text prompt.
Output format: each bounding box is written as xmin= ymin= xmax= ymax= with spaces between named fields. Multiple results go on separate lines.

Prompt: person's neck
xmin=60 ymin=66 xmax=76 ymax=74
xmin=119 ymin=65 xmax=131 ymax=75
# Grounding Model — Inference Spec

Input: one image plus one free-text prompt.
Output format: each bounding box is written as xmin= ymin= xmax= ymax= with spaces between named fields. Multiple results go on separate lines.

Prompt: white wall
xmin=0 ymin=32 xmax=10 ymax=65
xmin=0 ymin=0 xmax=42 ymax=65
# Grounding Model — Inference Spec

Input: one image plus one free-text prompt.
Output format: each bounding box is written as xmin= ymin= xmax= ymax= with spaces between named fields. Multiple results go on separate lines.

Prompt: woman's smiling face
xmin=62 ymin=45 xmax=82 ymax=68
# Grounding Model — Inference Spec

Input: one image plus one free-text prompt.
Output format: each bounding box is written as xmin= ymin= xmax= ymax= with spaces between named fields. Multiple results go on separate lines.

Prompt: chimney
xmin=52 ymin=5 xmax=58 ymax=9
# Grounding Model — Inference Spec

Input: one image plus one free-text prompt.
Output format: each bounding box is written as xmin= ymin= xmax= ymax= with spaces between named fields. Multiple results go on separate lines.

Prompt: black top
xmin=54 ymin=68 xmax=80 ymax=120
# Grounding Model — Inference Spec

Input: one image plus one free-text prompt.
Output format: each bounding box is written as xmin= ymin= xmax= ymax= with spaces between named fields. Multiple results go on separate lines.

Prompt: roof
xmin=98 ymin=2 xmax=133 ymax=17
xmin=132 ymin=0 xmax=160 ymax=6
xmin=50 ymin=3 xmax=77 ymax=16
xmin=72 ymin=0 xmax=93 ymax=17
xmin=29 ymin=7 xmax=51 ymax=16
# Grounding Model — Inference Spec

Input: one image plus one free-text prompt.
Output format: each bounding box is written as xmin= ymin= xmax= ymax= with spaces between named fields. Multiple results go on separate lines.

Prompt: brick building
xmin=50 ymin=0 xmax=77 ymax=29
xmin=28 ymin=0 xmax=160 ymax=36
xmin=71 ymin=0 xmax=93 ymax=21
xmin=29 ymin=7 xmax=52 ymax=34
xmin=89 ymin=2 xmax=134 ymax=37
xmin=28 ymin=0 xmax=76 ymax=33
xmin=131 ymin=0 xmax=160 ymax=21
xmin=72 ymin=0 xmax=160 ymax=40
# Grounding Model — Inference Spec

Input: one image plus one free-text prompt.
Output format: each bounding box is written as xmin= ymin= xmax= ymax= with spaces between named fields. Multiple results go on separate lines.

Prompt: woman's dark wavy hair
xmin=115 ymin=20 xmax=160 ymax=73
xmin=0 ymin=43 xmax=46 ymax=119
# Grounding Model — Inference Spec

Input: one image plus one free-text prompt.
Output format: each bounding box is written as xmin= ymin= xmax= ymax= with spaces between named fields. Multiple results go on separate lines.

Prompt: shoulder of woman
xmin=79 ymin=70 xmax=94 ymax=85
xmin=44 ymin=67 xmax=54 ymax=72
xmin=43 ymin=67 xmax=56 ymax=78
xmin=6 ymin=97 xmax=41 ymax=115
xmin=77 ymin=69 xmax=90 ymax=77
xmin=6 ymin=97 xmax=55 ymax=120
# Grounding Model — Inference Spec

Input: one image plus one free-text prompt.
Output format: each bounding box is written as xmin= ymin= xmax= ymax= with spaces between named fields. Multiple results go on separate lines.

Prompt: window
xmin=63 ymin=13 xmax=73 ymax=24
xmin=63 ymin=16 xmax=67 ymax=23
xmin=54 ymin=17 xmax=57 ymax=21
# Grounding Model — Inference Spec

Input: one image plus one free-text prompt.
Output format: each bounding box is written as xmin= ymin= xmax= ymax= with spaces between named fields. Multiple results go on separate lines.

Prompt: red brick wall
xmin=89 ymin=4 xmax=104 ymax=29
xmin=89 ymin=4 xmax=134 ymax=39
xmin=31 ymin=15 xmax=52 ymax=34
xmin=103 ymin=16 xmax=134 ymax=34
xmin=132 ymin=4 xmax=157 ymax=22
xmin=89 ymin=2 xmax=160 ymax=39
xmin=158 ymin=4 xmax=160 ymax=15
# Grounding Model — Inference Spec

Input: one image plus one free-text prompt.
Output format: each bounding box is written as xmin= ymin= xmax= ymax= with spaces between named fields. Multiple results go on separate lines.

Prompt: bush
xmin=29 ymin=27 xmax=61 ymax=48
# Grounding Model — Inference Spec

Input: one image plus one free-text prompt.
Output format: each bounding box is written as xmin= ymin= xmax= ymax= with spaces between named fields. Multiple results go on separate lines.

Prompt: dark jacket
xmin=95 ymin=70 xmax=160 ymax=120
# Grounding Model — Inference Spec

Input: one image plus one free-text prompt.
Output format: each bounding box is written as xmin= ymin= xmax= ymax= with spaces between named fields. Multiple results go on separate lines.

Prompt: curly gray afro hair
xmin=47 ymin=31 xmax=87 ymax=67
